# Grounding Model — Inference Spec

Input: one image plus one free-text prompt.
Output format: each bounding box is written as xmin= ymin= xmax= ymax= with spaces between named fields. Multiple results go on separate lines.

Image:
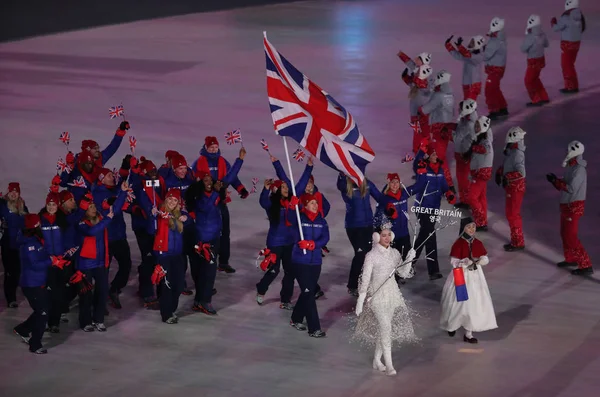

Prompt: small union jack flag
xmin=126 ymin=187 xmax=136 ymax=203
xmin=158 ymin=210 xmax=172 ymax=219
xmin=225 ymin=129 xmax=242 ymax=145
xmin=250 ymin=186 xmax=257 ymax=193
xmin=401 ymin=153 xmax=415 ymax=163
xmin=252 ymin=177 xmax=259 ymax=185
xmin=59 ymin=131 xmax=70 ymax=146
xmin=129 ymin=136 xmax=137 ymax=153
xmin=68 ymin=176 xmax=87 ymax=188
xmin=292 ymin=147 xmax=305 ymax=162
xmin=408 ymin=121 xmax=421 ymax=135
xmin=109 ymin=105 xmax=124 ymax=119
xmin=57 ymin=158 xmax=71 ymax=174
xmin=260 ymin=139 xmax=269 ymax=151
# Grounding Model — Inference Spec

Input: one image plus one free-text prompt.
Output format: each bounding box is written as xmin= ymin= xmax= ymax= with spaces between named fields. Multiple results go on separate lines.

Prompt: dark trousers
xmin=182 ymin=228 xmax=200 ymax=290
xmin=108 ymin=239 xmax=132 ymax=293
xmin=47 ymin=267 xmax=66 ymax=327
xmin=158 ymin=255 xmax=185 ymax=321
xmin=1 ymin=244 xmax=20 ymax=304
xmin=256 ymin=244 xmax=294 ymax=303
xmin=346 ymin=226 xmax=373 ymax=290
xmin=15 ymin=287 xmax=49 ymax=351
xmin=414 ymin=213 xmax=440 ymax=275
xmin=291 ymin=264 xmax=322 ymax=333
xmin=134 ymin=230 xmax=156 ymax=300
xmin=192 ymin=238 xmax=220 ymax=304
xmin=218 ymin=205 xmax=230 ymax=266
xmin=78 ymin=266 xmax=108 ymax=327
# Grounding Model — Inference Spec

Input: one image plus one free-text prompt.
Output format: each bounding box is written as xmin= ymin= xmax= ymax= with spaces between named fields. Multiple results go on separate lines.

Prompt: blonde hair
xmin=7 ymin=197 xmax=27 ymax=216
xmin=346 ymin=177 xmax=368 ymax=198
xmin=161 ymin=202 xmax=183 ymax=233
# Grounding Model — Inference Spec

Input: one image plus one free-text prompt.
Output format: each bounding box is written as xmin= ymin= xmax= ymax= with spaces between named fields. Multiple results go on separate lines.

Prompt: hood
xmin=574 ymin=155 xmax=587 ymax=167
xmin=200 ymin=146 xmax=222 ymax=161
xmin=516 ymin=140 xmax=525 ymax=151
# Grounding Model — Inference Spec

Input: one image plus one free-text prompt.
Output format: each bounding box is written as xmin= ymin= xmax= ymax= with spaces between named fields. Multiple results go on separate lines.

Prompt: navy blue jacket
xmin=19 ymin=235 xmax=51 ymax=287
xmin=191 ymin=147 xmax=244 ymax=193
xmin=92 ymin=184 xmax=128 ymax=242
xmin=274 ymin=162 xmax=331 ymax=217
xmin=0 ymin=199 xmax=28 ymax=249
xmin=61 ymin=208 xmax=85 ymax=251
xmin=39 ymin=213 xmax=64 ymax=256
xmin=336 ymin=175 xmax=378 ymax=229
xmin=193 ymin=158 xmax=243 ymax=242
xmin=290 ymin=210 xmax=330 ymax=266
xmin=412 ymin=150 xmax=449 ymax=209
xmin=259 ymin=188 xmax=295 ymax=248
xmin=150 ymin=210 xmax=192 ymax=258
xmin=373 ymin=180 xmax=425 ymax=237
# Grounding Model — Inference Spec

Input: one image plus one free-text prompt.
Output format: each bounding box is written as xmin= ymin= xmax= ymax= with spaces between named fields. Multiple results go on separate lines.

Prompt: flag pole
xmin=282 ymin=136 xmax=306 ymax=254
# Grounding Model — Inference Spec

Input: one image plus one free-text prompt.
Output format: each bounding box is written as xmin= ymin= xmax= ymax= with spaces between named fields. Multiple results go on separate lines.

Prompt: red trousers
xmin=525 ymin=57 xmax=549 ymax=104
xmin=505 ymin=179 xmax=526 ymax=247
xmin=468 ymin=168 xmax=492 ymax=227
xmin=454 ymin=153 xmax=470 ymax=203
xmin=431 ymin=123 xmax=454 ymax=188
xmin=561 ymin=41 xmax=580 ymax=90
xmin=410 ymin=114 xmax=430 ymax=154
xmin=462 ymin=82 xmax=482 ymax=101
xmin=560 ymin=202 xmax=591 ymax=269
xmin=484 ymin=66 xmax=507 ymax=113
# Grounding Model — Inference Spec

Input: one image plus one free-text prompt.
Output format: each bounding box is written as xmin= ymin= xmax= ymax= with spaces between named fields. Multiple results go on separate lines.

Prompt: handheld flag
xmin=401 ymin=153 xmax=415 ymax=163
xmin=59 ymin=131 xmax=70 ymax=147
xmin=109 ymin=105 xmax=124 ymax=119
xmin=68 ymin=176 xmax=87 ymax=188
xmin=264 ymin=32 xmax=375 ymax=186
xmin=57 ymin=158 xmax=71 ymax=174
xmin=292 ymin=147 xmax=305 ymax=162
xmin=260 ymin=139 xmax=270 ymax=152
xmin=409 ymin=121 xmax=421 ymax=135
xmin=129 ymin=136 xmax=137 ymax=154
xmin=225 ymin=129 xmax=242 ymax=146
xmin=453 ymin=267 xmax=469 ymax=302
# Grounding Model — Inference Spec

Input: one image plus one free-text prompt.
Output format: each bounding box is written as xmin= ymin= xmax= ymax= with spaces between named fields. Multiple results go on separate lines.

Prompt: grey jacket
xmin=449 ymin=47 xmax=484 ymax=85
xmin=453 ymin=112 xmax=477 ymax=154
xmin=470 ymin=132 xmax=494 ymax=170
xmin=503 ymin=142 xmax=526 ymax=178
xmin=560 ymin=156 xmax=587 ymax=203
xmin=521 ymin=26 xmax=549 ymax=59
xmin=484 ymin=31 xmax=507 ymax=67
xmin=553 ymin=8 xmax=583 ymax=42
xmin=421 ymin=83 xmax=454 ymax=124
xmin=409 ymin=83 xmax=433 ymax=116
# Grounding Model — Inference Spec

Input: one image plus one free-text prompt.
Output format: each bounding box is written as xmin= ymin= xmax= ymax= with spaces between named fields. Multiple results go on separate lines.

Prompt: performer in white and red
xmin=484 ymin=17 xmax=509 ymax=119
xmin=496 ymin=127 xmax=527 ymax=251
xmin=440 ymin=218 xmax=497 ymax=344
xmin=465 ymin=116 xmax=493 ymax=231
xmin=451 ymin=99 xmax=478 ymax=208
xmin=445 ymin=34 xmax=485 ymax=101
xmin=546 ymin=141 xmax=593 ymax=275
xmin=551 ymin=0 xmax=586 ymax=93
xmin=521 ymin=15 xmax=550 ymax=107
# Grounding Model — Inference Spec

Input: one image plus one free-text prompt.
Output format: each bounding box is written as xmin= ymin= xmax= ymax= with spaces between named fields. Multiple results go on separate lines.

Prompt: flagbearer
xmin=192 ymin=136 xmax=249 ymax=274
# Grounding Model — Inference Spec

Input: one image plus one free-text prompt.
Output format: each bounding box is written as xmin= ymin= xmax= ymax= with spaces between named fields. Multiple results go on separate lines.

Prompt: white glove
xmin=461 ymin=258 xmax=473 ymax=268
xmin=355 ymin=294 xmax=366 ymax=316
xmin=405 ymin=248 xmax=416 ymax=263
xmin=477 ymin=256 xmax=489 ymax=266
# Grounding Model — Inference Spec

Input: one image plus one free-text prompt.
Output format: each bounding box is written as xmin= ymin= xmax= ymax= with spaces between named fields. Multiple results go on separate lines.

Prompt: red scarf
xmin=300 ymin=191 xmax=324 ymax=217
xmin=302 ymin=208 xmax=319 ymax=222
xmin=386 ymin=189 xmax=402 ymax=201
xmin=195 ymin=155 xmax=227 ymax=180
xmin=568 ymin=158 xmax=577 ymax=167
xmin=143 ymin=176 xmax=165 ymax=207
xmin=280 ymin=199 xmax=292 ymax=226
xmin=42 ymin=213 xmax=56 ymax=224
xmin=77 ymin=164 xmax=97 ymax=184
xmin=429 ymin=161 xmax=440 ymax=173
xmin=153 ymin=215 xmax=172 ymax=252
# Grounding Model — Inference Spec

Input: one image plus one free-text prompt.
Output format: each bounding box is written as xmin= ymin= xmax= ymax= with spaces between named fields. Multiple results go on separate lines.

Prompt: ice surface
xmin=0 ymin=1 xmax=599 ymax=396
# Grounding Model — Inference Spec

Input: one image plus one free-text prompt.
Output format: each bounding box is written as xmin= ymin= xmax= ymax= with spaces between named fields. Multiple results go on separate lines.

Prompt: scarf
xmin=429 ymin=161 xmax=440 ymax=174
xmin=280 ymin=198 xmax=292 ymax=226
xmin=301 ymin=207 xmax=319 ymax=222
xmin=195 ymin=155 xmax=227 ymax=180
xmin=42 ymin=213 xmax=56 ymax=224
xmin=153 ymin=213 xmax=172 ymax=252
xmin=386 ymin=189 xmax=402 ymax=201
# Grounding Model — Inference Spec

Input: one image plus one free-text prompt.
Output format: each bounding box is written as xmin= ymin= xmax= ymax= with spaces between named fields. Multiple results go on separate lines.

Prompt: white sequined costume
xmin=353 ymin=237 xmax=418 ymax=375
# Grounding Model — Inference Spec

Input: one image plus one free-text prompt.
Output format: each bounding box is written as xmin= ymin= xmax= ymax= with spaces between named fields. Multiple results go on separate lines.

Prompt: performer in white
xmin=354 ymin=223 xmax=418 ymax=376
xmin=440 ymin=217 xmax=497 ymax=343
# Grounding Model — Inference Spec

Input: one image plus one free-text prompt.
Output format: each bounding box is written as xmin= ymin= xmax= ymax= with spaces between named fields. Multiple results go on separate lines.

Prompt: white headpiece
xmin=505 ymin=126 xmax=526 ymax=143
xmin=565 ymin=0 xmax=579 ymax=11
xmin=562 ymin=140 xmax=584 ymax=167
xmin=470 ymin=35 xmax=486 ymax=50
xmin=459 ymin=99 xmax=478 ymax=118
xmin=372 ymin=221 xmax=395 ymax=244
xmin=417 ymin=64 xmax=433 ymax=80
xmin=527 ymin=15 xmax=541 ymax=33
xmin=434 ymin=70 xmax=451 ymax=86
xmin=489 ymin=17 xmax=505 ymax=33
xmin=417 ymin=52 xmax=432 ymax=65
xmin=476 ymin=116 xmax=491 ymax=135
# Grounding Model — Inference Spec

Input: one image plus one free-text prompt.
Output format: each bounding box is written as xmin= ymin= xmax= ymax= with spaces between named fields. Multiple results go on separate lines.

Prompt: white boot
xmin=382 ymin=339 xmax=396 ymax=376
xmin=372 ymin=341 xmax=386 ymax=372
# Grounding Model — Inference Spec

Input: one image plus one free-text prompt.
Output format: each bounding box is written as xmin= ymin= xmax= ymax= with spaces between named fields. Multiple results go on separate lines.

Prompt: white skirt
xmin=440 ymin=266 xmax=497 ymax=333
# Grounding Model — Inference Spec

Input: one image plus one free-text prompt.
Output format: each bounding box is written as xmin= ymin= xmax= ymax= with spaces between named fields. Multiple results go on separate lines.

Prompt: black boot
xmin=448 ymin=331 xmax=456 ymax=337
xmin=464 ymin=334 xmax=478 ymax=344
xmin=572 ymin=267 xmax=593 ymax=276
xmin=429 ymin=273 xmax=443 ymax=281
xmin=498 ymin=108 xmax=509 ymax=117
xmin=526 ymin=102 xmax=543 ymax=107
xmin=503 ymin=244 xmax=525 ymax=252
xmin=487 ymin=112 xmax=499 ymax=120
xmin=108 ymin=291 xmax=122 ymax=309
xmin=560 ymin=88 xmax=579 ymax=94
xmin=218 ymin=264 xmax=236 ymax=274
xmin=557 ymin=261 xmax=577 ymax=268
xmin=476 ymin=225 xmax=488 ymax=232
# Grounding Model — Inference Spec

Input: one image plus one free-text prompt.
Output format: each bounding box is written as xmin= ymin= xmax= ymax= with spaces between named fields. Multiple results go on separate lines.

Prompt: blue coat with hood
xmin=274 ymin=161 xmax=331 ymax=217
xmin=92 ymin=184 xmax=129 ymax=242
xmin=191 ymin=147 xmax=245 ymax=200
xmin=336 ymin=174 xmax=379 ymax=229
xmin=290 ymin=210 xmax=330 ymax=266
xmin=373 ymin=179 xmax=426 ymax=237
xmin=0 ymin=198 xmax=28 ymax=250
xmin=412 ymin=150 xmax=450 ymax=209
xmin=19 ymin=234 xmax=52 ymax=287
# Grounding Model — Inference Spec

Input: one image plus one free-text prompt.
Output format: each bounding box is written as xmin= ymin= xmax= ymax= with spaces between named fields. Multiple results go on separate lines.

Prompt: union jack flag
xmin=57 ymin=158 xmax=71 ymax=173
xmin=408 ymin=121 xmax=421 ymax=135
xmin=109 ymin=105 xmax=124 ymax=119
xmin=264 ymin=33 xmax=375 ymax=186
xmin=260 ymin=139 xmax=269 ymax=151
xmin=225 ymin=129 xmax=242 ymax=145
xmin=292 ymin=148 xmax=305 ymax=162
xmin=126 ymin=187 xmax=136 ymax=203
xmin=68 ymin=176 xmax=87 ymax=188
xmin=401 ymin=153 xmax=415 ymax=163
xmin=252 ymin=177 xmax=260 ymax=185
xmin=59 ymin=131 xmax=70 ymax=146
xmin=129 ymin=136 xmax=137 ymax=153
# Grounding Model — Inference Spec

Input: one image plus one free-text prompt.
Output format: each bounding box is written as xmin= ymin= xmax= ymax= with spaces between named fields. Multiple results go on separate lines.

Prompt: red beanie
xmin=24 ymin=214 xmax=41 ymax=229
xmin=81 ymin=140 xmax=99 ymax=151
xmin=78 ymin=151 xmax=94 ymax=165
xmin=97 ymin=168 xmax=112 ymax=183
xmin=165 ymin=150 xmax=179 ymax=161
xmin=308 ymin=175 xmax=315 ymax=183
xmin=140 ymin=158 xmax=157 ymax=175
xmin=387 ymin=173 xmax=400 ymax=182
xmin=271 ymin=179 xmax=284 ymax=192
xmin=59 ymin=190 xmax=74 ymax=204
xmin=205 ymin=136 xmax=219 ymax=148
xmin=46 ymin=192 xmax=60 ymax=205
xmin=427 ymin=145 xmax=436 ymax=156
xmin=165 ymin=188 xmax=182 ymax=204
xmin=195 ymin=170 xmax=211 ymax=180
xmin=171 ymin=154 xmax=187 ymax=169
xmin=302 ymin=193 xmax=318 ymax=207
xmin=8 ymin=182 xmax=20 ymax=194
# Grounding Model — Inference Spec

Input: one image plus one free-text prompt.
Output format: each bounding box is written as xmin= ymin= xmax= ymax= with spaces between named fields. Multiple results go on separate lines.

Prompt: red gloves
xmin=288 ymin=196 xmax=300 ymax=209
xmin=397 ymin=51 xmax=411 ymax=63
xmin=551 ymin=17 xmax=557 ymax=26
xmin=121 ymin=202 xmax=130 ymax=211
xmin=102 ymin=200 xmax=111 ymax=211
xmin=51 ymin=175 xmax=61 ymax=186
xmin=445 ymin=191 xmax=456 ymax=205
xmin=130 ymin=156 xmax=139 ymax=171
xmin=51 ymin=255 xmax=70 ymax=270
xmin=151 ymin=265 xmax=167 ymax=285
xmin=79 ymin=194 xmax=93 ymax=211
xmin=116 ymin=121 xmax=130 ymax=137
xmin=416 ymin=160 xmax=428 ymax=175
xmin=298 ymin=240 xmax=316 ymax=250
xmin=419 ymin=136 xmax=429 ymax=153
xmin=69 ymin=270 xmax=94 ymax=296
xmin=195 ymin=242 xmax=214 ymax=262
xmin=385 ymin=203 xmax=398 ymax=219
xmin=258 ymin=248 xmax=277 ymax=272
